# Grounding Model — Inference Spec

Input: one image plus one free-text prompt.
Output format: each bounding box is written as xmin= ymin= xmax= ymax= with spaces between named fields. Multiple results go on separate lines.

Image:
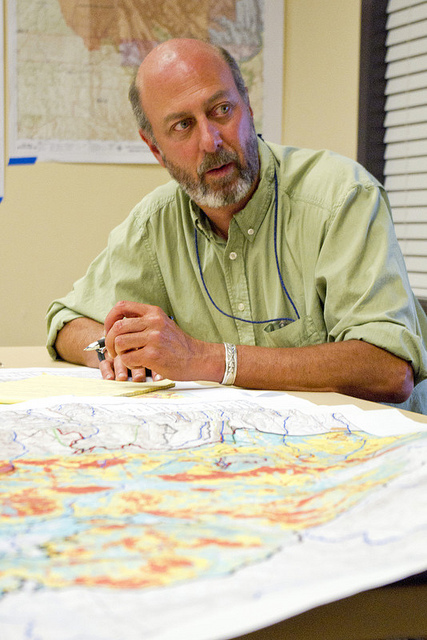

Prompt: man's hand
xmin=99 ymin=352 xmax=148 ymax=382
xmin=104 ymin=301 xmax=224 ymax=382
xmin=55 ymin=316 xmax=150 ymax=382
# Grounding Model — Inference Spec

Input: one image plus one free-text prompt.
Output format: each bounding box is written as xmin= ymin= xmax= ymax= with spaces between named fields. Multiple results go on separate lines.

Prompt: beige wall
xmin=0 ymin=0 xmax=361 ymax=347
xmin=283 ymin=0 xmax=361 ymax=156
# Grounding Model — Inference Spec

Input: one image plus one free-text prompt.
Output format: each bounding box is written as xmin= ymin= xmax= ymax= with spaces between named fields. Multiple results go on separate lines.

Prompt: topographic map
xmin=8 ymin=0 xmax=281 ymax=163
xmin=0 ymin=370 xmax=427 ymax=640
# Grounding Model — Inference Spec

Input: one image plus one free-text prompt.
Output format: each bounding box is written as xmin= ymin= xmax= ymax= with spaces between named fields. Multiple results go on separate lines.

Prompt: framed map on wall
xmin=7 ymin=0 xmax=284 ymax=163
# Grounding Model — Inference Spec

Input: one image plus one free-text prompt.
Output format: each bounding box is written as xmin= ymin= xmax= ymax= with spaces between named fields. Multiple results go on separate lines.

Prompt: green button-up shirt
xmin=47 ymin=139 xmax=427 ymax=412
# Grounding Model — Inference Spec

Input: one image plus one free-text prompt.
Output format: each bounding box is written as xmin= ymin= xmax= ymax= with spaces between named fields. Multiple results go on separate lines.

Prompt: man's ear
xmin=138 ymin=129 xmax=165 ymax=167
xmin=244 ymin=88 xmax=254 ymax=117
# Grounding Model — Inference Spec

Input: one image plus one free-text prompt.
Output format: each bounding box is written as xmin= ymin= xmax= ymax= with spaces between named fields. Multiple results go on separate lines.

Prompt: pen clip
xmin=84 ymin=338 xmax=106 ymax=362
xmin=84 ymin=338 xmax=106 ymax=352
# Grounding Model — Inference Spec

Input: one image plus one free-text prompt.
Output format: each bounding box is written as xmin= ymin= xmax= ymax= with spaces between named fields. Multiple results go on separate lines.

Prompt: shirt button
xmin=238 ymin=303 xmax=245 ymax=311
xmin=248 ymin=228 xmax=254 ymax=236
xmin=229 ymin=252 xmax=237 ymax=260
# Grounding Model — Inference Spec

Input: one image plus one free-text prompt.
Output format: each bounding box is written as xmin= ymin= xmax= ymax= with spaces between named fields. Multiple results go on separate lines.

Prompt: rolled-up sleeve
xmin=316 ymin=182 xmax=427 ymax=384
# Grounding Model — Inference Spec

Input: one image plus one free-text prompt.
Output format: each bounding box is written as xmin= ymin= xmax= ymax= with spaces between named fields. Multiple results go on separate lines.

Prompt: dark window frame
xmin=357 ymin=0 xmax=388 ymax=185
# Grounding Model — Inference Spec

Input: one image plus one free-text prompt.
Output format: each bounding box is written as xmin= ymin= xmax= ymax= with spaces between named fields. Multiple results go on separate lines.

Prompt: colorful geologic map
xmin=0 ymin=382 xmax=427 ymax=639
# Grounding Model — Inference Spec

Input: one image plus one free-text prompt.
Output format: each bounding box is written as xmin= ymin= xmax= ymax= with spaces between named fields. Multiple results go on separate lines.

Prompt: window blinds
xmin=385 ymin=0 xmax=427 ymax=299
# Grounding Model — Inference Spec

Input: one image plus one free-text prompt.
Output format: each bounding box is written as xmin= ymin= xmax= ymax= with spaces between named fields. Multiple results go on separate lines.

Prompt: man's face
xmin=140 ymin=51 xmax=260 ymax=210
xmin=160 ymin=127 xmax=259 ymax=209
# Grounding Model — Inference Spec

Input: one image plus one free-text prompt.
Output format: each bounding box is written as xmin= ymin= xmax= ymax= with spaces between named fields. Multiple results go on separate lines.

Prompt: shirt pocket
xmin=263 ymin=315 xmax=326 ymax=348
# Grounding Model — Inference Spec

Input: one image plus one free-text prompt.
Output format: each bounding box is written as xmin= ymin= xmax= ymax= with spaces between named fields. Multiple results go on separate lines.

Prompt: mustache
xmin=197 ymin=149 xmax=239 ymax=177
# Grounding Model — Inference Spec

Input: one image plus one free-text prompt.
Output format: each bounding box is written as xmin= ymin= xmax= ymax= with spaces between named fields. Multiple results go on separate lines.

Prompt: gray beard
xmin=181 ymin=172 xmax=256 ymax=208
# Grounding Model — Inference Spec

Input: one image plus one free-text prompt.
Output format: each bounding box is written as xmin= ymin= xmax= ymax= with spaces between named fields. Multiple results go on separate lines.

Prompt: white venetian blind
xmin=385 ymin=0 xmax=427 ymax=299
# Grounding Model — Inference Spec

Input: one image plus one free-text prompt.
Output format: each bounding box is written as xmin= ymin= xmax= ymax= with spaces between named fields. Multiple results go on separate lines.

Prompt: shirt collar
xmin=189 ymin=137 xmax=276 ymax=242
xmin=231 ymin=138 xmax=276 ymax=242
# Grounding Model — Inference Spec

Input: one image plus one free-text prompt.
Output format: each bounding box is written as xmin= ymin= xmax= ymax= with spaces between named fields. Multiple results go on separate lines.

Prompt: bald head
xmin=129 ymin=39 xmax=248 ymax=141
xmin=143 ymin=39 xmax=223 ymax=76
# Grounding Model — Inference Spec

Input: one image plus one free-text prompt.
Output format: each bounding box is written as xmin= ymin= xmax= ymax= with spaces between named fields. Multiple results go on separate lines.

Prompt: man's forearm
xmin=101 ymin=301 xmax=414 ymax=402
xmin=55 ymin=317 xmax=105 ymax=367
xmin=233 ymin=340 xmax=414 ymax=404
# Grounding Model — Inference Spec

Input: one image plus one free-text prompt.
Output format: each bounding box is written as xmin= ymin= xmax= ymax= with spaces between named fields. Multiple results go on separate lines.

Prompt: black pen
xmin=84 ymin=337 xmax=106 ymax=362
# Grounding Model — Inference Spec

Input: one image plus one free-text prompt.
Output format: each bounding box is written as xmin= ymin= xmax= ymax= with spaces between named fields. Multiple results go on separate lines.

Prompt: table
xmin=1 ymin=345 xmax=427 ymax=640
xmin=3 ymin=346 xmax=427 ymax=421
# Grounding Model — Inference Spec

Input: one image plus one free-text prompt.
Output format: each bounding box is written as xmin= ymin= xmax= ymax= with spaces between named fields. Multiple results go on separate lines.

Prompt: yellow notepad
xmin=0 ymin=375 xmax=175 ymax=404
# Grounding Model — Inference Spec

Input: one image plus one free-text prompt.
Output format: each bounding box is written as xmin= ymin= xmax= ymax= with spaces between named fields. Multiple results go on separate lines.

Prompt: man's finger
xmin=131 ymin=367 xmax=147 ymax=382
xmin=99 ymin=358 xmax=115 ymax=380
xmin=104 ymin=300 xmax=149 ymax=334
xmin=151 ymin=370 xmax=164 ymax=381
xmin=113 ymin=355 xmax=130 ymax=381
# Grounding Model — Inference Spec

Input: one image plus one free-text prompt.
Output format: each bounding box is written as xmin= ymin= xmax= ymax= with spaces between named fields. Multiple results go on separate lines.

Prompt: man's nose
xmin=198 ymin=119 xmax=222 ymax=153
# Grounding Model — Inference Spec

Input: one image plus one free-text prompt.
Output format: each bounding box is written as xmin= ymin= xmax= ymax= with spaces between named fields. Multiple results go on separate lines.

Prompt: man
xmin=47 ymin=38 xmax=427 ymax=413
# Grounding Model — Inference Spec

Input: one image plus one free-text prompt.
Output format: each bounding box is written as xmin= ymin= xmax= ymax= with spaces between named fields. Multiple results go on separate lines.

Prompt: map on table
xmin=0 ymin=383 xmax=427 ymax=640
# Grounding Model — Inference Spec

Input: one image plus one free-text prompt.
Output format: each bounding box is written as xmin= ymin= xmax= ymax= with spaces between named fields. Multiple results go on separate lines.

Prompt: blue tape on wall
xmin=8 ymin=157 xmax=37 ymax=165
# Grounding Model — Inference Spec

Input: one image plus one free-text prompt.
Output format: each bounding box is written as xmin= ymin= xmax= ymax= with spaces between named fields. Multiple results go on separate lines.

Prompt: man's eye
xmin=174 ymin=119 xmax=192 ymax=132
xmin=214 ymin=103 xmax=231 ymax=117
